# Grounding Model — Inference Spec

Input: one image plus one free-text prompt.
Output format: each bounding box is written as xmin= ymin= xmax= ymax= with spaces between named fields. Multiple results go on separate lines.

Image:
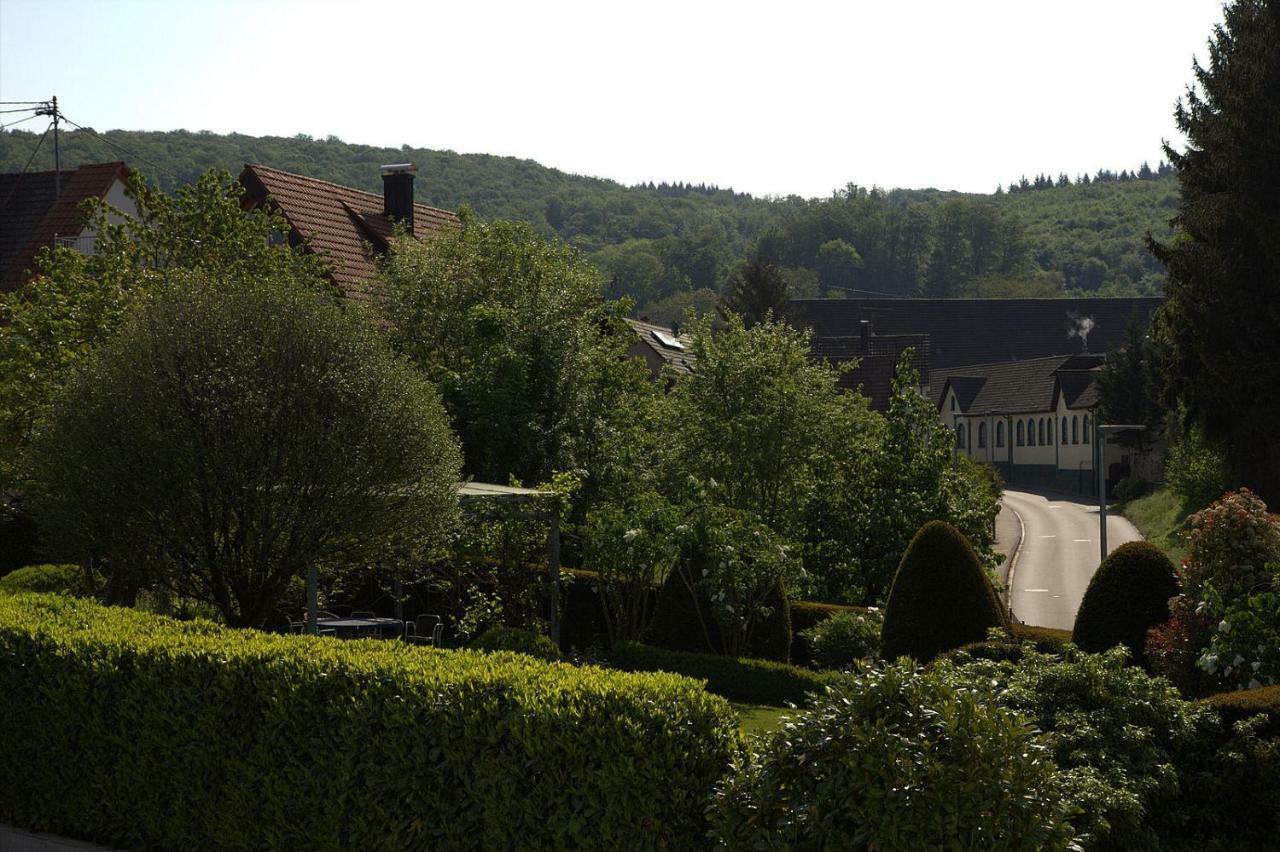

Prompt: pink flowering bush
xmin=1148 ymin=490 xmax=1280 ymax=694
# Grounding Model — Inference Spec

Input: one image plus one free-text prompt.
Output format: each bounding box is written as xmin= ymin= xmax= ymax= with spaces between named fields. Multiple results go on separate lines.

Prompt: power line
xmin=0 ymin=106 xmax=40 ymax=114
xmin=1 ymin=113 xmax=44 ymax=131
xmin=0 ymin=100 xmax=48 ymax=105
xmin=59 ymin=113 xmax=179 ymax=181
xmin=0 ymin=121 xmax=54 ymax=211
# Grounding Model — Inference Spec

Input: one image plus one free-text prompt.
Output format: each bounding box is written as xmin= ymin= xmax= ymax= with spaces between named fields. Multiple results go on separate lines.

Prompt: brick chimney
xmin=380 ymin=164 xmax=417 ymax=234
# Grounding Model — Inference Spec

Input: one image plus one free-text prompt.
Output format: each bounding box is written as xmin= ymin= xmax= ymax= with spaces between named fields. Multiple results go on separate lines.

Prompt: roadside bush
xmin=1073 ymin=541 xmax=1178 ymax=667
xmin=1203 ymin=684 xmax=1280 ymax=735
xmin=0 ymin=594 xmax=740 ymax=850
xmin=471 ymin=625 xmax=562 ymax=662
xmin=708 ymin=663 xmax=1078 ymax=851
xmin=799 ymin=608 xmax=882 ymax=669
xmin=0 ymin=564 xmax=89 ymax=597
xmin=1165 ymin=422 xmax=1230 ymax=510
xmin=881 ymin=521 xmax=1007 ymax=662
xmin=1112 ymin=476 xmax=1149 ymax=502
xmin=609 ymin=641 xmax=842 ymax=706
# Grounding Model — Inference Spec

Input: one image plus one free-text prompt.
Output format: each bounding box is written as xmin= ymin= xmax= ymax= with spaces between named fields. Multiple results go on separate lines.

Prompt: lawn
xmin=731 ymin=702 xmax=792 ymax=735
xmin=1122 ymin=487 xmax=1193 ymax=565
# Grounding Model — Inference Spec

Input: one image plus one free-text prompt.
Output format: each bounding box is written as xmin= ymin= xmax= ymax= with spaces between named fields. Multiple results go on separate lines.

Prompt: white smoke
xmin=1067 ymin=312 xmax=1096 ymax=350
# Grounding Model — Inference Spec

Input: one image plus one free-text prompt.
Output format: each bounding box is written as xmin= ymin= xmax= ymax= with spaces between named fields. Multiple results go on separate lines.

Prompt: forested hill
xmin=0 ymin=127 xmax=1176 ymax=320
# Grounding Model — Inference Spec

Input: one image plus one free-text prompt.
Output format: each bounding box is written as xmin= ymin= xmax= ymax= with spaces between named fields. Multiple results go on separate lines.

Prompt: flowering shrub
xmin=800 ymin=608 xmax=882 ymax=669
xmin=582 ymin=492 xmax=680 ymax=644
xmin=1147 ymin=489 xmax=1280 ymax=694
xmin=1197 ymin=565 xmax=1280 ymax=691
xmin=1180 ymin=488 xmax=1280 ymax=602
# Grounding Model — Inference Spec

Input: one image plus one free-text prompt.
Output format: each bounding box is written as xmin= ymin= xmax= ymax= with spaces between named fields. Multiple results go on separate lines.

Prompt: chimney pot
xmin=380 ymin=163 xmax=417 ymax=235
xmin=859 ymin=319 xmax=873 ymax=345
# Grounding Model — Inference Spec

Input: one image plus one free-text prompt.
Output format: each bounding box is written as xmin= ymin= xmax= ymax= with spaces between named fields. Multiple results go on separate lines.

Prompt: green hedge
xmin=610 ymin=641 xmax=844 ymax=706
xmin=472 ymin=625 xmax=562 ymax=661
xmin=1203 ymin=685 xmax=1280 ymax=736
xmin=1009 ymin=623 xmax=1073 ymax=650
xmin=0 ymin=594 xmax=741 ymax=850
xmin=0 ymin=564 xmax=88 ymax=596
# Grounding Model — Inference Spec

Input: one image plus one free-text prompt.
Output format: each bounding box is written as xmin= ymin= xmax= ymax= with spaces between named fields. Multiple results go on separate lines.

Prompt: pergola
xmin=305 ymin=481 xmax=563 ymax=645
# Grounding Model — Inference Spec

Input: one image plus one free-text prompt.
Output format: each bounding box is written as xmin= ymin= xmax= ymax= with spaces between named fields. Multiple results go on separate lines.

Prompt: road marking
xmin=1039 ymin=534 xmax=1057 ymax=538
xmin=1023 ymin=588 xmax=1050 ymax=593
xmin=1073 ymin=538 xmax=1092 ymax=542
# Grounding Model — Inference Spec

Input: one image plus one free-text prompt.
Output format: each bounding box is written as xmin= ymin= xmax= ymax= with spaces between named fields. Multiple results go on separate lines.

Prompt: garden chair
xmin=409 ymin=614 xmax=444 ymax=647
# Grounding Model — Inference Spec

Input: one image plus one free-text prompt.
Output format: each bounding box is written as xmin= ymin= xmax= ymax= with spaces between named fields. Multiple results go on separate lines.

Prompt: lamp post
xmin=1095 ymin=421 xmax=1147 ymax=563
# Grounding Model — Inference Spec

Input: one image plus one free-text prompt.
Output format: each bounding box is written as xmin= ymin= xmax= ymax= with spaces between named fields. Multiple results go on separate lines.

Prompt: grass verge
xmin=731 ymin=703 xmax=791 ymax=735
xmin=1121 ymin=487 xmax=1194 ymax=565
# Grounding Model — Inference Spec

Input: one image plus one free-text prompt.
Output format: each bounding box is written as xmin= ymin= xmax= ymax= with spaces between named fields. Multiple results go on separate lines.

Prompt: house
xmin=624 ymin=318 xmax=694 ymax=379
xmin=788 ymin=296 xmax=1163 ymax=370
xmin=0 ymin=161 xmax=135 ymax=291
xmin=809 ymin=321 xmax=930 ymax=410
xmin=932 ymin=353 xmax=1155 ymax=494
xmin=237 ymin=163 xmax=458 ymax=301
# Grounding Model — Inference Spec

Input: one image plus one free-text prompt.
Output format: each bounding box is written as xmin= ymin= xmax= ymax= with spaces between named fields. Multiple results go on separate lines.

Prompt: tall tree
xmin=1098 ymin=321 xmax=1165 ymax=450
xmin=1149 ymin=0 xmax=1280 ymax=503
xmin=719 ymin=256 xmax=789 ymax=326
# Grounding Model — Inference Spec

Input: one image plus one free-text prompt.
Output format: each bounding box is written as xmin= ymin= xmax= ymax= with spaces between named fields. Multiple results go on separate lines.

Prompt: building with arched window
xmin=933 ymin=352 xmax=1159 ymax=494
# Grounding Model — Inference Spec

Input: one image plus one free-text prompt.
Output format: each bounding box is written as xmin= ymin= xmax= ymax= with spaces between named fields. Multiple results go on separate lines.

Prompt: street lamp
xmin=1095 ymin=421 xmax=1147 ymax=562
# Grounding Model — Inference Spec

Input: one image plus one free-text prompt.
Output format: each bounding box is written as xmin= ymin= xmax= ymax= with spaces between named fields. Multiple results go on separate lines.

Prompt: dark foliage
xmin=645 ymin=568 xmax=792 ymax=662
xmin=1150 ymin=0 xmax=1280 ymax=505
xmin=471 ymin=625 xmax=562 ymax=661
xmin=880 ymin=521 xmax=1007 ymax=662
xmin=1073 ymin=541 xmax=1179 ymax=668
xmin=609 ymin=641 xmax=841 ymax=706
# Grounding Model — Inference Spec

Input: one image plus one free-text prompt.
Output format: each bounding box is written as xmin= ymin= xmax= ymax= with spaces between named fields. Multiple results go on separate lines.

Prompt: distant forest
xmin=0 ymin=127 xmax=1176 ymax=321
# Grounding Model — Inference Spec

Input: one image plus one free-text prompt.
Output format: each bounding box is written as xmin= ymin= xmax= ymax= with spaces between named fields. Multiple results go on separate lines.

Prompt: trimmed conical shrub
xmin=881 ymin=521 xmax=1007 ymax=662
xmin=1073 ymin=540 xmax=1179 ymax=667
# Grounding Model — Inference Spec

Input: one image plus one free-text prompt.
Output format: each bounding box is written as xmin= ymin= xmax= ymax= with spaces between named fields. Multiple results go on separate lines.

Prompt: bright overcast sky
xmin=1 ymin=0 xmax=1224 ymax=197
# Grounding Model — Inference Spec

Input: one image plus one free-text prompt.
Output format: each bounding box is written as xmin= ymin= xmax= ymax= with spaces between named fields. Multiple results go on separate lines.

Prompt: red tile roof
xmin=0 ymin=161 xmax=128 ymax=291
xmin=238 ymin=164 xmax=458 ymax=300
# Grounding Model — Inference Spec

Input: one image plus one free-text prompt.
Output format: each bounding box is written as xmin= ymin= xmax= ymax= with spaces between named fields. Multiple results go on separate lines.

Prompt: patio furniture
xmin=315 ymin=615 xmax=404 ymax=640
xmin=408 ymin=614 xmax=444 ymax=647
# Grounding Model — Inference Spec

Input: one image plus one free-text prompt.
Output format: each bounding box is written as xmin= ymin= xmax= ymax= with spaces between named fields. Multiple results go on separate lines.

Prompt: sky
xmin=1 ymin=0 xmax=1225 ymax=198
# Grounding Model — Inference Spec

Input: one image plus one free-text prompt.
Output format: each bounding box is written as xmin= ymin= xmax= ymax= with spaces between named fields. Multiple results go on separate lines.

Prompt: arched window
xmin=996 ymin=421 xmax=1005 ymax=447
xmin=1061 ymin=417 xmax=1068 ymax=444
xmin=1083 ymin=415 xmax=1091 ymax=443
xmin=1027 ymin=418 xmax=1036 ymax=446
xmin=1038 ymin=418 xmax=1046 ymax=445
xmin=1072 ymin=415 xmax=1079 ymax=444
xmin=950 ymin=396 xmax=957 ymax=412
xmin=956 ymin=423 xmax=966 ymax=449
xmin=978 ymin=422 xmax=987 ymax=448
xmin=1016 ymin=420 xmax=1024 ymax=446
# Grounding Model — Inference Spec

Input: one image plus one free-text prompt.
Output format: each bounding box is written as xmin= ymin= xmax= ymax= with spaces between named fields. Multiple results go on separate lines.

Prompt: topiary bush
xmin=609 ymin=641 xmax=842 ymax=706
xmin=0 ymin=593 xmax=741 ymax=850
xmin=799 ymin=609 xmax=882 ymax=669
xmin=708 ymin=663 xmax=1078 ymax=850
xmin=880 ymin=521 xmax=1007 ymax=662
xmin=0 ymin=564 xmax=89 ymax=597
xmin=471 ymin=625 xmax=562 ymax=661
xmin=1073 ymin=540 xmax=1179 ymax=668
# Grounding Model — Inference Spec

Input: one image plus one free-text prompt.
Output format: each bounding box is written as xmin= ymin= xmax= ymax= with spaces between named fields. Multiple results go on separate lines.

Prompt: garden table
xmin=315 ymin=617 xmax=404 ymax=639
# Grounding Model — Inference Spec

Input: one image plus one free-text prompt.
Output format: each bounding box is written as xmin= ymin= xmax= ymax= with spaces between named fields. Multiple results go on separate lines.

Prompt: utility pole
xmin=35 ymin=95 xmax=60 ymax=195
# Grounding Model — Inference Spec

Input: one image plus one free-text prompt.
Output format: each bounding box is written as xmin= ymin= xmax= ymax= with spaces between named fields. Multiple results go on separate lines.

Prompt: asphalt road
xmin=1001 ymin=488 xmax=1143 ymax=631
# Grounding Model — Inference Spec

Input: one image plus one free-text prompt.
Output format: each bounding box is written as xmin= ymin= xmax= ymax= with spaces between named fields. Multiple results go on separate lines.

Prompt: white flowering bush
xmin=582 ymin=491 xmax=680 ymax=644
xmin=1198 ymin=566 xmax=1280 ymax=690
xmin=800 ymin=609 xmax=883 ymax=668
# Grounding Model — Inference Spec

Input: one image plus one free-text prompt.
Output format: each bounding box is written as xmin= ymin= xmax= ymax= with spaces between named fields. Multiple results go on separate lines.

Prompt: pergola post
xmin=548 ymin=509 xmax=561 ymax=648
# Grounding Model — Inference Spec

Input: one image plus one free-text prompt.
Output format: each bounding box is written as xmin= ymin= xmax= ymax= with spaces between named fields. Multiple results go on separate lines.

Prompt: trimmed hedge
xmin=0 ymin=594 xmax=741 ymax=850
xmin=610 ymin=641 xmax=843 ymax=706
xmin=1009 ymin=623 xmax=1073 ymax=650
xmin=1073 ymin=540 xmax=1178 ymax=668
xmin=881 ymin=521 xmax=1007 ymax=662
xmin=472 ymin=625 xmax=562 ymax=661
xmin=1203 ymin=685 xmax=1280 ymax=736
xmin=0 ymin=564 xmax=88 ymax=597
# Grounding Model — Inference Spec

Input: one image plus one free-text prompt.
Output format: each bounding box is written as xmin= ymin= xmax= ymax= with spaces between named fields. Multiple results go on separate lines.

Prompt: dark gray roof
xmin=932 ymin=353 xmax=1105 ymax=415
xmin=624 ymin=318 xmax=696 ymax=374
xmin=812 ymin=333 xmax=929 ymax=411
xmin=788 ymin=297 xmax=1162 ymax=370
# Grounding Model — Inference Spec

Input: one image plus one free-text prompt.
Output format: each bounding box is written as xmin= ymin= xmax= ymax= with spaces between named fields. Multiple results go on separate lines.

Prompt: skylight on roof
xmin=653 ymin=330 xmax=685 ymax=350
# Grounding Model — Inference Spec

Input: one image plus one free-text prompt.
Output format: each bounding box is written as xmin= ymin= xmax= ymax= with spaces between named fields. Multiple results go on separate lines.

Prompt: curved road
xmin=1002 ymin=488 xmax=1142 ymax=630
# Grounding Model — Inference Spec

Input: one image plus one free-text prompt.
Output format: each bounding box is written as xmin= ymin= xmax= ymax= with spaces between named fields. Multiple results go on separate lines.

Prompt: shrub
xmin=29 ymin=272 xmax=462 ymax=625
xmin=881 ymin=521 xmax=1007 ymax=662
xmin=471 ymin=625 xmax=562 ymax=662
xmin=787 ymin=599 xmax=871 ymax=665
xmin=0 ymin=564 xmax=88 ymax=597
xmin=1197 ymin=580 xmax=1280 ymax=692
xmin=1113 ymin=476 xmax=1149 ymax=502
xmin=1165 ymin=422 xmax=1230 ymax=510
xmin=799 ymin=609 xmax=882 ymax=669
xmin=943 ymin=645 xmax=1253 ymax=851
xmin=609 ymin=641 xmax=842 ymax=706
xmin=0 ymin=594 xmax=740 ymax=850
xmin=646 ymin=567 xmax=792 ymax=663
xmin=1073 ymin=541 xmax=1179 ymax=667
xmin=1203 ymin=684 xmax=1280 ymax=735
xmin=1181 ymin=488 xmax=1280 ymax=604
xmin=1009 ymin=623 xmax=1073 ymax=651
xmin=708 ymin=664 xmax=1078 ymax=850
